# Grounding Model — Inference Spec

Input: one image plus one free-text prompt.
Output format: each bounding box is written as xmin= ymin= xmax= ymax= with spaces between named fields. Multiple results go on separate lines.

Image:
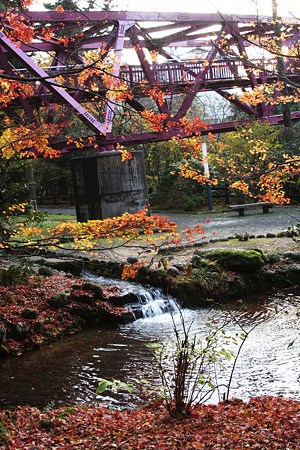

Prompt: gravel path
xmin=39 ymin=205 xmax=300 ymax=240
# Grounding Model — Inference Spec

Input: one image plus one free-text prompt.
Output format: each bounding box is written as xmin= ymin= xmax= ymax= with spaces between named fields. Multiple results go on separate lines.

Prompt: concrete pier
xmin=71 ymin=151 xmax=148 ymax=221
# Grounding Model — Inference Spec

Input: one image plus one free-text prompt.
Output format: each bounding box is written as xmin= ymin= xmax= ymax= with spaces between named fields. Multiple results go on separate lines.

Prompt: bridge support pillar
xmin=71 ymin=151 xmax=149 ymax=222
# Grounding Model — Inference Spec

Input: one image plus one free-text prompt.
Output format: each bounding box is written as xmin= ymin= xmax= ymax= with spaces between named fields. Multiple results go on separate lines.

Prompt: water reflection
xmin=0 ymin=290 xmax=299 ymax=410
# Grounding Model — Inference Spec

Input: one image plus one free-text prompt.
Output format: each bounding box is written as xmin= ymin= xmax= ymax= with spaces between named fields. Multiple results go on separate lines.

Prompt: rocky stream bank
xmin=0 ymin=233 xmax=300 ymax=359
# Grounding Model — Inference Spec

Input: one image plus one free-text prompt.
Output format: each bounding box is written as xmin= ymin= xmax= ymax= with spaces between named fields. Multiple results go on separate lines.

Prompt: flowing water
xmin=0 ymin=275 xmax=299 ymax=410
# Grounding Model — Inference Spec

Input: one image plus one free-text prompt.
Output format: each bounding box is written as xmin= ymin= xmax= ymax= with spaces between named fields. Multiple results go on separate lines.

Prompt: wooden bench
xmin=228 ymin=202 xmax=273 ymax=216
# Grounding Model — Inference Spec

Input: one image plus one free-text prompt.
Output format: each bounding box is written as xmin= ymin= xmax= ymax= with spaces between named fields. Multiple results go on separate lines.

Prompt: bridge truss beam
xmin=1 ymin=10 xmax=300 ymax=154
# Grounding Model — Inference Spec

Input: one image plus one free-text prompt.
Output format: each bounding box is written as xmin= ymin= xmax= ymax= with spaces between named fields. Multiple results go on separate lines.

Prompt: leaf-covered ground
xmin=0 ymin=396 xmax=300 ymax=449
xmin=0 ymin=274 xmax=130 ymax=357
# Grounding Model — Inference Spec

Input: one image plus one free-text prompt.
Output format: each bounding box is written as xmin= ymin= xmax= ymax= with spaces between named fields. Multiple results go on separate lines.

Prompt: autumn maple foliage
xmin=2 ymin=0 xmax=299 ymax=208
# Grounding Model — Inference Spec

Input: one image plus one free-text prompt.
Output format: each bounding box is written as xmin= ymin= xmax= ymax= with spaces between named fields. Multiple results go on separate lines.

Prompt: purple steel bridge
xmin=1 ymin=10 xmax=300 ymax=154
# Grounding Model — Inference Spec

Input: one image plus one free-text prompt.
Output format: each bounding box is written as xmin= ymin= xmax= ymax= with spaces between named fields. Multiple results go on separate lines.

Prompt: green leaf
xmin=207 ymin=381 xmax=216 ymax=392
xmin=96 ymin=379 xmax=111 ymax=394
xmin=145 ymin=342 xmax=162 ymax=352
xmin=158 ymin=257 xmax=168 ymax=270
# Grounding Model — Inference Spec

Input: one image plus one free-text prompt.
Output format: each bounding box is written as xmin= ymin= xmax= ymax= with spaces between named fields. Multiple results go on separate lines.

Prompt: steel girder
xmin=1 ymin=10 xmax=300 ymax=153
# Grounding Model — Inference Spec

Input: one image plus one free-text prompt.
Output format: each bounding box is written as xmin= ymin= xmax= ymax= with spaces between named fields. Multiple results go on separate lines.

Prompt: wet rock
xmin=109 ymin=292 xmax=140 ymax=307
xmin=48 ymin=289 xmax=71 ymax=308
xmin=129 ymin=308 xmax=144 ymax=320
xmin=8 ymin=322 xmax=30 ymax=341
xmin=21 ymin=308 xmax=39 ymax=319
xmin=121 ymin=311 xmax=136 ymax=323
xmin=26 ymin=256 xmax=46 ymax=265
xmin=277 ymin=267 xmax=289 ymax=275
xmin=266 ymin=233 xmax=276 ymax=238
xmin=282 ymin=251 xmax=300 ymax=261
xmin=66 ymin=272 xmax=74 ymax=278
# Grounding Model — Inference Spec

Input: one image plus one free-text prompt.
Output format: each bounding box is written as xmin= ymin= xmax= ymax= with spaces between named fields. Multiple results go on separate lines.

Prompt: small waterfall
xmin=82 ymin=271 xmax=179 ymax=319
xmin=133 ymin=289 xmax=178 ymax=318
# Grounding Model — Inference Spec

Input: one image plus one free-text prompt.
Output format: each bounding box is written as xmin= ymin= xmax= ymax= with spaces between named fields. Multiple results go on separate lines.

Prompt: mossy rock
xmin=202 ymin=249 xmax=265 ymax=273
xmin=48 ymin=289 xmax=71 ymax=308
xmin=81 ymin=282 xmax=103 ymax=299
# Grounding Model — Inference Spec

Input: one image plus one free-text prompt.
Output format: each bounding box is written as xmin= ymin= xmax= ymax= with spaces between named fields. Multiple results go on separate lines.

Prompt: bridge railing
xmin=10 ymin=58 xmax=280 ymax=89
xmin=120 ymin=59 xmax=279 ymax=85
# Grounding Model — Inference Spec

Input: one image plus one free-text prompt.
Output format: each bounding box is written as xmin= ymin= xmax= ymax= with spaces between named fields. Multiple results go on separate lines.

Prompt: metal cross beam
xmin=1 ymin=10 xmax=300 ymax=153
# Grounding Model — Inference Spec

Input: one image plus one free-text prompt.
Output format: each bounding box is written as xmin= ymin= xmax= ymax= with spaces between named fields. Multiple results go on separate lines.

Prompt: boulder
xmin=167 ymin=267 xmax=181 ymax=276
xmin=71 ymin=290 xmax=95 ymax=305
xmin=81 ymin=282 xmax=103 ymax=299
xmin=0 ymin=326 xmax=6 ymax=345
xmin=37 ymin=258 xmax=83 ymax=275
xmin=21 ymin=308 xmax=39 ymax=319
xmin=108 ymin=292 xmax=140 ymax=307
xmin=48 ymin=289 xmax=71 ymax=308
xmin=127 ymin=256 xmax=139 ymax=264
xmin=282 ymin=251 xmax=300 ymax=261
xmin=199 ymin=249 xmax=265 ymax=273
xmin=8 ymin=322 xmax=30 ymax=341
xmin=38 ymin=266 xmax=54 ymax=276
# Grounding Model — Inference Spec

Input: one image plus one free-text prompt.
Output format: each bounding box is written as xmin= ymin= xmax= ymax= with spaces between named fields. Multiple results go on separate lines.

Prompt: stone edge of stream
xmin=1 ymin=231 xmax=300 ymax=359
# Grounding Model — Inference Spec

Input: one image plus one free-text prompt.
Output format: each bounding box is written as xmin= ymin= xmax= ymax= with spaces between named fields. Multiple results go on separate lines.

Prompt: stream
xmin=0 ymin=274 xmax=300 ymax=410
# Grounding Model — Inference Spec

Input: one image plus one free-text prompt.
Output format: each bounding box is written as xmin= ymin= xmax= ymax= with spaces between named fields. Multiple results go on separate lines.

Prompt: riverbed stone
xmin=264 ymin=269 xmax=277 ymax=278
xmin=121 ymin=311 xmax=136 ymax=323
xmin=108 ymin=292 xmax=140 ymax=307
